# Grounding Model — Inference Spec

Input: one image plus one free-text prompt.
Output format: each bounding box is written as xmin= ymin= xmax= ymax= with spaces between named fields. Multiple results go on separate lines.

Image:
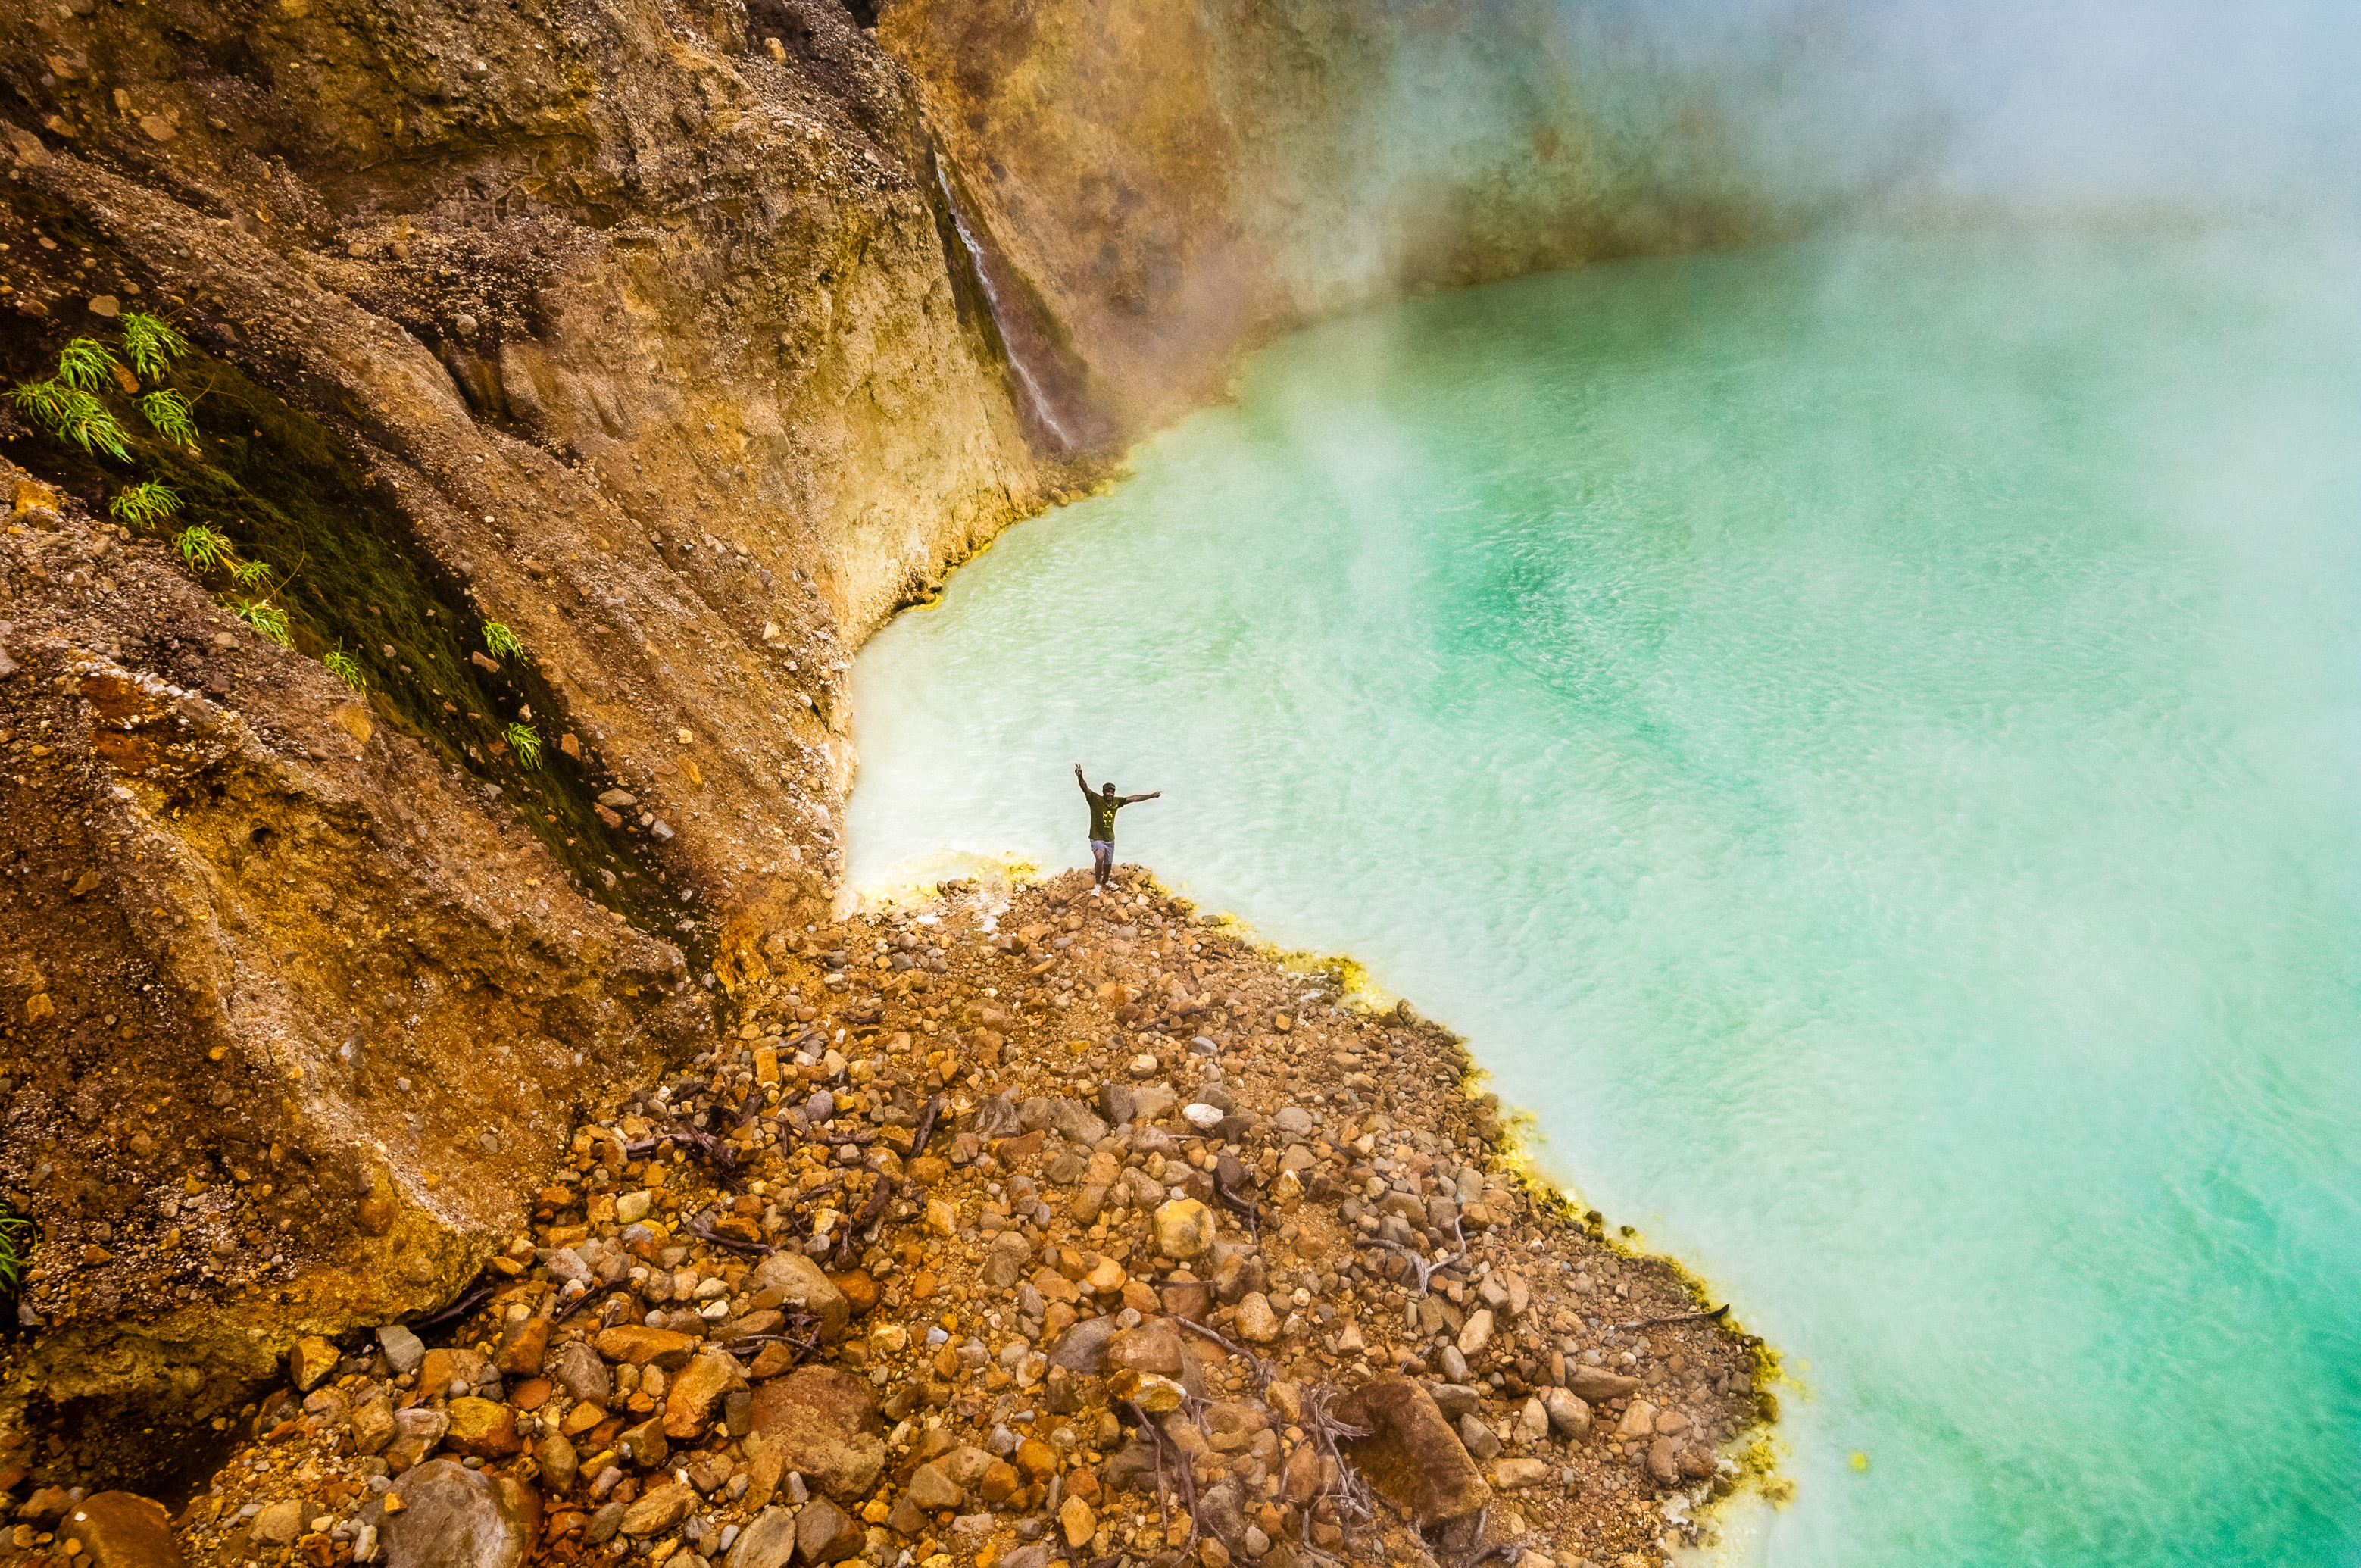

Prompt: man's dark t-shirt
xmin=1088 ymin=792 xmax=1123 ymax=843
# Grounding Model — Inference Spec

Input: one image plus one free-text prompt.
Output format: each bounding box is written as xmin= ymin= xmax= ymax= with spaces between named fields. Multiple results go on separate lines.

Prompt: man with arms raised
xmin=1075 ymin=763 xmax=1159 ymax=892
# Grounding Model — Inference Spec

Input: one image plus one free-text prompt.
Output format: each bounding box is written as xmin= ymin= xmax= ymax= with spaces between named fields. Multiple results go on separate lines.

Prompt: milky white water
xmin=846 ymin=231 xmax=2361 ymax=1565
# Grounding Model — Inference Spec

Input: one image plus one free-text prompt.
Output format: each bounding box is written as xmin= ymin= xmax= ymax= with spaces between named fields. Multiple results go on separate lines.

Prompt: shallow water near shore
xmin=846 ymin=230 xmax=2361 ymax=1565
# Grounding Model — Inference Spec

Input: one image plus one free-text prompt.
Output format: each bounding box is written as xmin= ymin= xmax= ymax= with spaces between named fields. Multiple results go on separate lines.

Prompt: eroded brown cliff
xmin=1 ymin=0 xmax=1060 ymax=1460
xmin=0 ymin=461 xmax=700 ymax=1455
xmin=881 ymin=0 xmax=1781 ymax=433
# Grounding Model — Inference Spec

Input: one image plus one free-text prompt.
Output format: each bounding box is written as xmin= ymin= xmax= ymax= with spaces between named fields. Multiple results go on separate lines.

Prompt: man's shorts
xmin=1089 ymin=839 xmax=1113 ymax=867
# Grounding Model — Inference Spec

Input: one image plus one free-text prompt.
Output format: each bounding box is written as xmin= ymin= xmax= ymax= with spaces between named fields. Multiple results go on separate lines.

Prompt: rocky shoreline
xmin=4 ymin=865 xmax=1772 ymax=1568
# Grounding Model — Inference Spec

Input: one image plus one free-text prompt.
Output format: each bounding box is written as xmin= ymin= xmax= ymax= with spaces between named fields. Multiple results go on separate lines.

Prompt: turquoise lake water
xmin=845 ymin=231 xmax=2361 ymax=1566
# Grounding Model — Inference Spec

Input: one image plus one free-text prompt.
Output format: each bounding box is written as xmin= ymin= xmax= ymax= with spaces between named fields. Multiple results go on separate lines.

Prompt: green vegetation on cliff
xmin=0 ymin=1201 xmax=29 ymax=1295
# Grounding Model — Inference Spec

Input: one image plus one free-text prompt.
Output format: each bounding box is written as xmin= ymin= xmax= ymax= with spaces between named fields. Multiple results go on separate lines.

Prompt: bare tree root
xmin=1355 ymin=1217 xmax=1470 ymax=1295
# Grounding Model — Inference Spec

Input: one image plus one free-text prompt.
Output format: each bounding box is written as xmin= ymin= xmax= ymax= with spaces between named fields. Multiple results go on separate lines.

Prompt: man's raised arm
xmin=1074 ymin=763 xmax=1095 ymax=798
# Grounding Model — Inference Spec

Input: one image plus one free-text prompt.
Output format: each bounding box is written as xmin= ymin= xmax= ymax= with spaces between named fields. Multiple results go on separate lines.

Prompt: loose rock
xmin=1336 ymin=1375 xmax=1492 ymax=1542
xmin=61 ymin=1491 xmax=187 ymax=1567
xmin=795 ymin=1497 xmax=863 ymax=1563
xmin=380 ymin=1460 xmax=541 ymax=1568
xmin=748 ymin=1367 xmax=886 ymax=1501
xmin=723 ymin=1506 xmax=797 ymax=1568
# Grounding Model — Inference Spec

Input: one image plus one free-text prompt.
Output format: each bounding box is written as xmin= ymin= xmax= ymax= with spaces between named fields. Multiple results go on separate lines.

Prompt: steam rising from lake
xmin=1337 ymin=0 xmax=2361 ymax=234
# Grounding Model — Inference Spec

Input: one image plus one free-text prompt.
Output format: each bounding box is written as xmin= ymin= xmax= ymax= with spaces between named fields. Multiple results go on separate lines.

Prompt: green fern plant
xmin=164 ymin=524 xmax=304 ymax=658
xmin=0 ymin=1201 xmax=29 ymax=1292
xmin=120 ymin=311 xmax=191 ymax=380
xmin=139 ymin=389 xmax=198 ymax=446
xmin=9 ymin=378 xmax=75 ymax=429
xmin=234 ymin=598 xmax=292 ymax=648
xmin=12 ymin=380 xmax=131 ymax=461
xmin=13 ymin=320 xmax=197 ymax=466
xmin=505 ymin=721 xmax=542 ymax=767
xmin=59 ymin=389 xmax=133 ymax=461
xmin=482 ymin=620 xmax=524 ymax=661
xmin=323 ymin=646 xmax=367 ymax=693
xmin=54 ymin=336 xmax=120 ymax=392
xmin=173 ymin=524 xmax=234 ymax=571
xmin=109 ymin=480 xmax=180 ymax=527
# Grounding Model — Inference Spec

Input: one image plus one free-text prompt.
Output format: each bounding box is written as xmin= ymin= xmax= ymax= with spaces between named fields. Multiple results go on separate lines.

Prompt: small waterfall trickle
xmin=933 ymin=155 xmax=1078 ymax=451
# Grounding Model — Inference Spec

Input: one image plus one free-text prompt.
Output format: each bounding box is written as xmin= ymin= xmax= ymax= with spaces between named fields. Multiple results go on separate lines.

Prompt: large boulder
xmin=748 ymin=1366 xmax=887 ymax=1501
xmin=1334 ymin=1375 xmax=1491 ymax=1547
xmin=379 ymin=1460 xmax=542 ymax=1568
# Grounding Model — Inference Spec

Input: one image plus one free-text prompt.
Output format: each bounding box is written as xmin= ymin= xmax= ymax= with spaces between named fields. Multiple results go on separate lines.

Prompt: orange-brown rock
xmin=1060 ymin=1494 xmax=1097 ymax=1548
xmin=748 ymin=1367 xmax=887 ymax=1503
xmin=748 ymin=1342 xmax=800 ymax=1381
xmin=559 ymin=1404 xmax=609 ymax=1438
xmin=287 ymin=1338 xmax=339 ymax=1394
xmin=620 ymin=1481 xmax=696 ymax=1538
xmin=751 ymin=1254 xmax=851 ymax=1344
xmin=979 ymin=1460 xmax=1024 ymax=1504
xmin=617 ymin=1417 xmax=669 ymax=1470
xmin=445 ymin=1398 xmax=523 ymax=1460
xmin=495 ymin=1317 xmax=550 ymax=1377
xmin=1014 ymin=1438 xmax=1062 ymax=1482
xmin=378 ymin=1462 xmax=540 ymax=1568
xmin=1106 ymin=1319 xmax=1184 ymax=1376
xmin=828 ymin=1270 xmax=882 ymax=1317
xmin=663 ymin=1351 xmax=750 ymax=1441
xmin=1334 ymin=1376 xmax=1491 ymax=1541
xmin=592 ymin=1326 xmax=699 ymax=1370
xmin=60 ymin=1491 xmax=186 ymax=1568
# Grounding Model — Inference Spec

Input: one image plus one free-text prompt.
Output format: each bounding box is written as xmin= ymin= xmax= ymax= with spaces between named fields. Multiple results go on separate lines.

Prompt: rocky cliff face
xmin=0 ymin=460 xmax=700 ymax=1458
xmin=0 ymin=0 xmax=1771 ymax=1489
xmin=881 ymin=0 xmax=1779 ymax=433
xmin=1 ymin=0 xmax=1057 ymax=1466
